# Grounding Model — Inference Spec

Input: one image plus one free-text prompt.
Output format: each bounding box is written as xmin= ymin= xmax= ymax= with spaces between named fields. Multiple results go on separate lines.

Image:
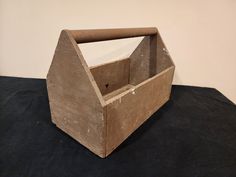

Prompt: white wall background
xmin=0 ymin=0 xmax=236 ymax=103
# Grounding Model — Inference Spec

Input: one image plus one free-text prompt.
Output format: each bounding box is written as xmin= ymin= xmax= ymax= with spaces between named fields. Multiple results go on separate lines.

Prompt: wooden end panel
xmin=129 ymin=36 xmax=151 ymax=85
xmin=47 ymin=30 xmax=106 ymax=158
xmin=105 ymin=67 xmax=175 ymax=156
xmin=90 ymin=58 xmax=130 ymax=95
xmin=155 ymin=31 xmax=175 ymax=74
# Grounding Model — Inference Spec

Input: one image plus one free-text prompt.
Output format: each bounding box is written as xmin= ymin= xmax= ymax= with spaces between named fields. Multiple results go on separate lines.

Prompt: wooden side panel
xmin=90 ymin=58 xmax=130 ymax=95
xmin=105 ymin=67 xmax=175 ymax=156
xmin=46 ymin=30 xmax=106 ymax=157
xmin=129 ymin=36 xmax=151 ymax=85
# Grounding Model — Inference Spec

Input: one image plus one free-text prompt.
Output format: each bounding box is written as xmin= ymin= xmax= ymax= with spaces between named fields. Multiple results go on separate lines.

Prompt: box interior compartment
xmin=89 ymin=36 xmax=172 ymax=101
xmin=90 ymin=57 xmax=155 ymax=101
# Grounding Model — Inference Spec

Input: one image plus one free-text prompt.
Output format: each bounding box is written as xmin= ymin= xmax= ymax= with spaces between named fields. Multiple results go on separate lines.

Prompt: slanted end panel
xmin=47 ymin=30 xmax=106 ymax=157
xmin=129 ymin=32 xmax=175 ymax=86
xmin=129 ymin=36 xmax=151 ymax=85
xmin=153 ymin=31 xmax=175 ymax=74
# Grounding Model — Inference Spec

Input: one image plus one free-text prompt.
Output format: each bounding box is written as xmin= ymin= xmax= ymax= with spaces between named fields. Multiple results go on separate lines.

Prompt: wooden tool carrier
xmin=47 ymin=27 xmax=175 ymax=158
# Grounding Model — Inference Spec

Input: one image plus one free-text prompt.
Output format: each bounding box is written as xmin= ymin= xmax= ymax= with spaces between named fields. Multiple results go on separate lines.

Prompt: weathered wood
xmin=103 ymin=84 xmax=134 ymax=101
xmin=150 ymin=35 xmax=158 ymax=76
xmin=47 ymin=30 xmax=106 ymax=157
xmin=90 ymin=58 xmax=130 ymax=95
xmin=155 ymin=30 xmax=175 ymax=74
xmin=47 ymin=27 xmax=175 ymax=158
xmin=129 ymin=36 xmax=151 ymax=85
xmin=105 ymin=67 xmax=175 ymax=155
xmin=70 ymin=27 xmax=157 ymax=43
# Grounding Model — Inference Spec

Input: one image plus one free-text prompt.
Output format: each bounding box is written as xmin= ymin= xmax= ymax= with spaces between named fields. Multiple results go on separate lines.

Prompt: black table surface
xmin=0 ymin=76 xmax=236 ymax=177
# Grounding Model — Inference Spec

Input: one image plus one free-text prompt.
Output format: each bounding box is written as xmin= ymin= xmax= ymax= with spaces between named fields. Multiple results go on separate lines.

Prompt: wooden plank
xmin=155 ymin=30 xmax=175 ymax=74
xmin=150 ymin=35 xmax=157 ymax=76
xmin=90 ymin=58 xmax=130 ymax=95
xmin=47 ymin=30 xmax=106 ymax=157
xmin=103 ymin=84 xmax=134 ymax=101
xmin=129 ymin=36 xmax=151 ymax=85
xmin=105 ymin=67 xmax=175 ymax=156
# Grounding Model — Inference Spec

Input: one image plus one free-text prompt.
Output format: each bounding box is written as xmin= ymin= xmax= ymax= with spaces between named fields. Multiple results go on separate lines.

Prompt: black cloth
xmin=0 ymin=76 xmax=236 ymax=177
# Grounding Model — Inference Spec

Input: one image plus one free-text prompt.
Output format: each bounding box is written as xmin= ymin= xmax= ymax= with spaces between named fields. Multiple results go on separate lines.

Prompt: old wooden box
xmin=46 ymin=27 xmax=175 ymax=158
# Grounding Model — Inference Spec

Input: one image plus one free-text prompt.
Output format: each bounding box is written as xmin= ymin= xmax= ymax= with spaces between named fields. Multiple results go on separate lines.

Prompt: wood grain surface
xmin=47 ymin=28 xmax=175 ymax=157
